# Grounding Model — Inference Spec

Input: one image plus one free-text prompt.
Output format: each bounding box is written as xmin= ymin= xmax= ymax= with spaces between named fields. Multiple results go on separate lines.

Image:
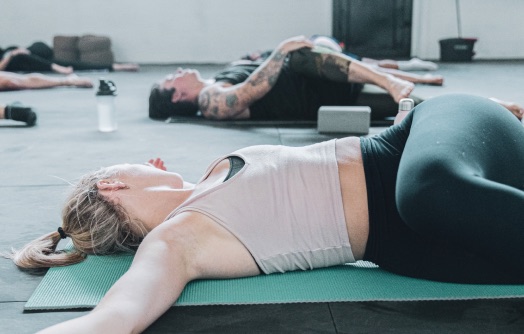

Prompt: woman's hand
xmin=146 ymin=158 xmax=167 ymax=171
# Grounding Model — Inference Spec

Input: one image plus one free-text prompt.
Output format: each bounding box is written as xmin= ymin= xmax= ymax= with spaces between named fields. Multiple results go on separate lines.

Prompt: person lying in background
xmin=149 ymin=35 xmax=415 ymax=121
xmin=149 ymin=35 xmax=523 ymax=122
xmin=238 ymin=34 xmax=443 ymax=86
xmin=0 ymin=41 xmax=138 ymax=74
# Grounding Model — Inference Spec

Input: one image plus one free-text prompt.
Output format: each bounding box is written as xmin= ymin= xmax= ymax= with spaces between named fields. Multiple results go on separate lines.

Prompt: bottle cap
xmin=96 ymin=79 xmax=117 ymax=96
xmin=398 ymin=98 xmax=414 ymax=112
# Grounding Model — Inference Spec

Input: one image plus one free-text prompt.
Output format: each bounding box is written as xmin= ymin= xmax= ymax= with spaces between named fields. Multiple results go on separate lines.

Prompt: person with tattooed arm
xmin=148 ymin=36 xmax=415 ymax=121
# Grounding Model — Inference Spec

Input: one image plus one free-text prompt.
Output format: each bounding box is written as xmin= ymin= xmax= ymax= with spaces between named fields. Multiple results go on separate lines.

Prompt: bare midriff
xmin=335 ymin=137 xmax=369 ymax=261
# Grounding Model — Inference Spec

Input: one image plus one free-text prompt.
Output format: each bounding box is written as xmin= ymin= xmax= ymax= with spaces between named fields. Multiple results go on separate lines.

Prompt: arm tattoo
xmin=211 ymin=91 xmax=221 ymax=114
xmin=249 ymin=50 xmax=286 ymax=88
xmin=267 ymin=72 xmax=279 ymax=86
xmin=199 ymin=88 xmax=226 ymax=118
xmin=321 ymin=54 xmax=349 ymax=82
xmin=272 ymin=50 xmax=286 ymax=61
xmin=249 ymin=72 xmax=266 ymax=87
xmin=199 ymin=91 xmax=210 ymax=111
xmin=289 ymin=49 xmax=350 ymax=83
xmin=226 ymin=93 xmax=238 ymax=108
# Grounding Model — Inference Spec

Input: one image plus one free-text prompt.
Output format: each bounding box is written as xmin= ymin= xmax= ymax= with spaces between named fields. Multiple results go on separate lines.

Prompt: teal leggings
xmin=362 ymin=94 xmax=524 ymax=283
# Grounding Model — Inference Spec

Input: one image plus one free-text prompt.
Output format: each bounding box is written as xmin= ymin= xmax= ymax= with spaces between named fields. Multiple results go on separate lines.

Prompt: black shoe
xmin=5 ymin=102 xmax=37 ymax=126
xmin=25 ymin=109 xmax=37 ymax=126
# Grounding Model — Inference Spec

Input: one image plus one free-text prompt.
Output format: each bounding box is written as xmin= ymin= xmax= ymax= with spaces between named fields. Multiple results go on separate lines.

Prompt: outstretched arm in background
xmin=0 ymin=71 xmax=92 ymax=91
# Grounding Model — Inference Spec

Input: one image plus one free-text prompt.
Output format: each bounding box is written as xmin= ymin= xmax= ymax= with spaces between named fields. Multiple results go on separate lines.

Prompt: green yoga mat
xmin=25 ymin=250 xmax=524 ymax=310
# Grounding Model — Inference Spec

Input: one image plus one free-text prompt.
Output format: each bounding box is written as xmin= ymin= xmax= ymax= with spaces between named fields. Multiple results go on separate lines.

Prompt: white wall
xmin=0 ymin=0 xmax=332 ymax=63
xmin=412 ymin=0 xmax=524 ymax=59
xmin=1 ymin=0 xmax=523 ymax=63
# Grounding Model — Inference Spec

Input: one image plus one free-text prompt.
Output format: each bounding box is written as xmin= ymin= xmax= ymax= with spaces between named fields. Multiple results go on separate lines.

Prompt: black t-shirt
xmin=213 ymin=62 xmax=362 ymax=120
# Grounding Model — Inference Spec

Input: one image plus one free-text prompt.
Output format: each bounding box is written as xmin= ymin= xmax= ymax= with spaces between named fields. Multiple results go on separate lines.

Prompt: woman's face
xmin=96 ymin=164 xmax=188 ymax=229
xmin=106 ymin=163 xmax=185 ymax=191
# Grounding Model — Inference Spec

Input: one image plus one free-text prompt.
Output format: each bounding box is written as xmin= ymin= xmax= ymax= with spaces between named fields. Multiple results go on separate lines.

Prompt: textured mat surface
xmin=25 ymin=252 xmax=524 ymax=310
xmin=166 ymin=116 xmax=392 ymax=127
xmin=167 ymin=116 xmax=316 ymax=127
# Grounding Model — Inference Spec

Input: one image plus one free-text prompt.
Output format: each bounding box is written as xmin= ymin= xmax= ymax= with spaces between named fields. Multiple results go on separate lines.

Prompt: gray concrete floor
xmin=1 ymin=61 xmax=524 ymax=333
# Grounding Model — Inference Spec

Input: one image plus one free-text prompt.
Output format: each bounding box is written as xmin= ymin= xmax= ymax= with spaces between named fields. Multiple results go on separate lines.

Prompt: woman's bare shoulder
xmin=148 ymin=211 xmax=261 ymax=279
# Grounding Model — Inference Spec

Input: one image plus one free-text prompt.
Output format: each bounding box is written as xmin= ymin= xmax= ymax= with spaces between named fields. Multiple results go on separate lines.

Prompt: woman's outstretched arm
xmin=36 ymin=211 xmax=259 ymax=334
xmin=36 ymin=217 xmax=194 ymax=334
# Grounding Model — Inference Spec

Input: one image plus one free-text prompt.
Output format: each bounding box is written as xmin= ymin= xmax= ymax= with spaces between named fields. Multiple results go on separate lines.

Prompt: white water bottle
xmin=96 ymin=79 xmax=118 ymax=132
xmin=398 ymin=98 xmax=415 ymax=113
xmin=395 ymin=98 xmax=414 ymax=125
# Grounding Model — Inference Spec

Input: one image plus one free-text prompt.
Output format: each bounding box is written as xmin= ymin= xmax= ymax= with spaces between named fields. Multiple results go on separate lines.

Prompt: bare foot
xmin=375 ymin=59 xmax=399 ymax=69
xmin=489 ymin=97 xmax=524 ymax=119
xmin=419 ymin=74 xmax=444 ymax=86
xmin=397 ymin=58 xmax=439 ymax=71
xmin=51 ymin=64 xmax=73 ymax=75
xmin=386 ymin=75 xmax=414 ymax=103
xmin=112 ymin=63 xmax=140 ymax=72
xmin=65 ymin=74 xmax=93 ymax=88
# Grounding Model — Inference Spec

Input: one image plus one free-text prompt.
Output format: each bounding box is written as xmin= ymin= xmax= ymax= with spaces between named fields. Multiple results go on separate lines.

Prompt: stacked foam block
xmin=53 ymin=35 xmax=114 ymax=66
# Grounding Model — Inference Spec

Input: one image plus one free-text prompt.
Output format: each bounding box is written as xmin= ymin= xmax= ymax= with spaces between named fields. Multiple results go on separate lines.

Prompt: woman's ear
xmin=96 ymin=179 xmax=128 ymax=191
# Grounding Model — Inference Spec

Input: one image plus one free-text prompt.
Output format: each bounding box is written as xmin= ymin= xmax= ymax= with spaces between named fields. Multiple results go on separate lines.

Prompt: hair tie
xmin=57 ymin=227 xmax=68 ymax=239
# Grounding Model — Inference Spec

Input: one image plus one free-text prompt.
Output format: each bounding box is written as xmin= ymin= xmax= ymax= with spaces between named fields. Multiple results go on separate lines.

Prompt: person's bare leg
xmin=347 ymin=61 xmax=414 ymax=102
xmin=63 ymin=74 xmax=93 ymax=88
xmin=310 ymin=37 xmax=416 ymax=89
xmin=362 ymin=57 xmax=438 ymax=71
xmin=373 ymin=67 xmax=444 ymax=86
xmin=0 ymin=105 xmax=5 ymax=119
xmin=293 ymin=48 xmax=414 ymax=103
xmin=361 ymin=57 xmax=399 ymax=69
xmin=112 ymin=63 xmax=140 ymax=72
xmin=0 ymin=72 xmax=92 ymax=90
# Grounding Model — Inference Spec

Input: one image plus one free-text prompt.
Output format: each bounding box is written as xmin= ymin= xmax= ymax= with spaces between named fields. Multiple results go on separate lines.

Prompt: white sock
xmin=397 ymin=58 xmax=438 ymax=71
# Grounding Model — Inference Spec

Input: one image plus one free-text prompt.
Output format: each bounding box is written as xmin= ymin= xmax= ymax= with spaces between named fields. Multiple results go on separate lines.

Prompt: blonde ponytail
xmin=8 ymin=230 xmax=85 ymax=269
xmin=6 ymin=166 xmax=147 ymax=269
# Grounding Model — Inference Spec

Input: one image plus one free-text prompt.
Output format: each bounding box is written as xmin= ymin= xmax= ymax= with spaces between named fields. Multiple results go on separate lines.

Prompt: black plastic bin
xmin=439 ymin=38 xmax=477 ymax=62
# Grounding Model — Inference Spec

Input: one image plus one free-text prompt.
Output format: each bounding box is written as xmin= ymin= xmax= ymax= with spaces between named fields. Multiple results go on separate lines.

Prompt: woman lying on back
xmin=10 ymin=94 xmax=524 ymax=333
